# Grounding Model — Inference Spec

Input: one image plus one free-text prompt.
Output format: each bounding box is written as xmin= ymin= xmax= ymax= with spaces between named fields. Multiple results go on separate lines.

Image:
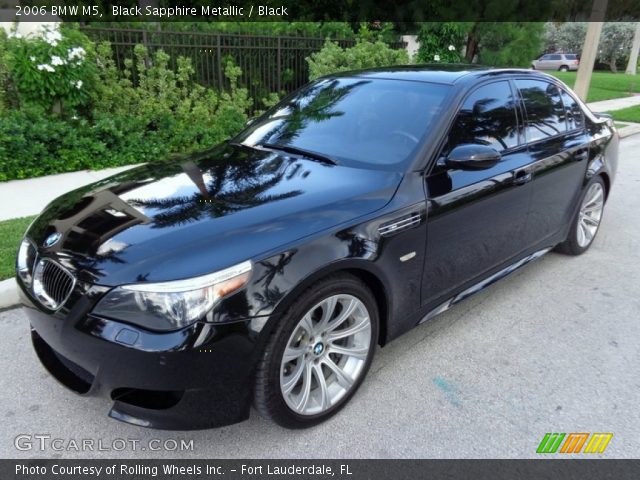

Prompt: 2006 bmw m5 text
xmin=17 ymin=66 xmax=618 ymax=430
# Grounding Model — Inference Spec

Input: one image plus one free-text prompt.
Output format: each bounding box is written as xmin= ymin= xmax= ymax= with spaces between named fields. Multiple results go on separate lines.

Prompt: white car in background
xmin=531 ymin=53 xmax=580 ymax=71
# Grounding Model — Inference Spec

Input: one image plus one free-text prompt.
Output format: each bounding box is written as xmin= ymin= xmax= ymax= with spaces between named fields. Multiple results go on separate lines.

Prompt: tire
xmin=254 ymin=273 xmax=379 ymax=429
xmin=531 ymin=64 xmax=536 ymax=70
xmin=559 ymin=65 xmax=569 ymax=72
xmin=555 ymin=177 xmax=606 ymax=256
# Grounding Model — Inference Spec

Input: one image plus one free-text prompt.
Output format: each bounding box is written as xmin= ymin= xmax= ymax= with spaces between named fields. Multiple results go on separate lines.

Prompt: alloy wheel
xmin=279 ymin=294 xmax=371 ymax=416
xmin=576 ymin=182 xmax=604 ymax=248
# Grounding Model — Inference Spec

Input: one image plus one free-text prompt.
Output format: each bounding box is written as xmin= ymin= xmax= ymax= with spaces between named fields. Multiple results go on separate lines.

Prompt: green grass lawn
xmin=607 ymin=105 xmax=640 ymax=123
xmin=0 ymin=216 xmax=35 ymax=281
xmin=547 ymin=71 xmax=640 ymax=103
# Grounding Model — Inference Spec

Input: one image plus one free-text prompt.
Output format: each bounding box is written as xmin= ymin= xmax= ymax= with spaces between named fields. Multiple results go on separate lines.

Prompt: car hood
xmin=26 ymin=143 xmax=402 ymax=286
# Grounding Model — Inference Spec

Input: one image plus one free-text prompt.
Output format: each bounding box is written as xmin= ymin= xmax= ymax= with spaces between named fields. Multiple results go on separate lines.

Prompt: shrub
xmin=306 ymin=39 xmax=409 ymax=80
xmin=4 ymin=25 xmax=97 ymax=115
xmin=0 ymin=37 xmax=254 ymax=181
xmin=94 ymin=42 xmax=251 ymax=153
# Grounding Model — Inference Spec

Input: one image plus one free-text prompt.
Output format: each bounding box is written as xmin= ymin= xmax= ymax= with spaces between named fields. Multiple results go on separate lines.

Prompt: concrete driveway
xmin=1 ymin=136 xmax=639 ymax=459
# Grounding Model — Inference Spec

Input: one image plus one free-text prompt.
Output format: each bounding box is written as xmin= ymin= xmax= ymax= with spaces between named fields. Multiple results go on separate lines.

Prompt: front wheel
xmin=254 ymin=274 xmax=378 ymax=428
xmin=556 ymin=177 xmax=606 ymax=255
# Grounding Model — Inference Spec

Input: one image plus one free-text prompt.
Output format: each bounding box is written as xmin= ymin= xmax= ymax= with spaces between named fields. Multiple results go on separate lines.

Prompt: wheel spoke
xmin=325 ymin=297 xmax=358 ymax=334
xmin=282 ymin=360 xmax=306 ymax=395
xmin=299 ymin=313 xmax=315 ymax=336
xmin=586 ymin=188 xmax=603 ymax=208
xmin=317 ymin=296 xmax=338 ymax=330
xmin=312 ymin=363 xmax=330 ymax=410
xmin=577 ymin=221 xmax=586 ymax=246
xmin=582 ymin=215 xmax=599 ymax=227
xmin=328 ymin=316 xmax=370 ymax=341
xmin=582 ymin=222 xmax=593 ymax=243
xmin=322 ymin=357 xmax=353 ymax=389
xmin=327 ymin=343 xmax=369 ymax=360
xmin=295 ymin=361 xmax=313 ymax=411
xmin=283 ymin=345 xmax=305 ymax=363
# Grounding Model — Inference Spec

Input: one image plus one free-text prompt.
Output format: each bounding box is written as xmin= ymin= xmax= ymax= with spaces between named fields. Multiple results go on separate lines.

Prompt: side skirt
xmin=418 ymin=247 xmax=553 ymax=325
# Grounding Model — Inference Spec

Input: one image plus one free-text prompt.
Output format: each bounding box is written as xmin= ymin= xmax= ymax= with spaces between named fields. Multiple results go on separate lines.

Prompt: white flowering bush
xmin=4 ymin=25 xmax=96 ymax=114
xmin=415 ymin=23 xmax=465 ymax=64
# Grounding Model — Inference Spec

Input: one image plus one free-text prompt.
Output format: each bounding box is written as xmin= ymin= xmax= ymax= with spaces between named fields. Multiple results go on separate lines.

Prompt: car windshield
xmin=235 ymin=77 xmax=451 ymax=170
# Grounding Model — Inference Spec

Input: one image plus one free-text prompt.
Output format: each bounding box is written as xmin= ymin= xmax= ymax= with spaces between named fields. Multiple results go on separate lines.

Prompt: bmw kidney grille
xmin=31 ymin=258 xmax=76 ymax=310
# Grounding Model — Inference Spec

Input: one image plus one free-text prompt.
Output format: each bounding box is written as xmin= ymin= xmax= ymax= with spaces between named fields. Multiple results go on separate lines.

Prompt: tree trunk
xmin=625 ymin=22 xmax=640 ymax=75
xmin=465 ymin=25 xmax=479 ymax=63
xmin=610 ymin=57 xmax=617 ymax=72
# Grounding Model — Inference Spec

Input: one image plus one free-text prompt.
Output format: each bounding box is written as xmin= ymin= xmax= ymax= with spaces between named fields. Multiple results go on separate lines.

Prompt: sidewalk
xmin=0 ymin=164 xmax=140 ymax=222
xmin=1 ymin=96 xmax=640 ymax=223
xmin=587 ymin=95 xmax=640 ymax=112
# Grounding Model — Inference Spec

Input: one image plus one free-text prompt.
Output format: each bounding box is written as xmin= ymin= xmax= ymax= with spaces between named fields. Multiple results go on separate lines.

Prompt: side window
xmin=549 ymin=54 xmax=562 ymax=60
xmin=559 ymin=89 xmax=585 ymax=130
xmin=540 ymin=55 xmax=551 ymax=61
xmin=516 ymin=79 xmax=567 ymax=142
xmin=445 ymin=81 xmax=519 ymax=154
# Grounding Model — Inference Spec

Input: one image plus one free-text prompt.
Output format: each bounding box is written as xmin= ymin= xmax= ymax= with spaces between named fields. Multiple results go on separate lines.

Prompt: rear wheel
xmin=559 ymin=65 xmax=569 ymax=72
xmin=254 ymin=274 xmax=378 ymax=428
xmin=556 ymin=177 xmax=606 ymax=255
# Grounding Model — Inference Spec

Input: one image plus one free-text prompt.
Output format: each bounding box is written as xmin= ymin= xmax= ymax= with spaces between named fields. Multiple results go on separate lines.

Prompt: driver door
xmin=422 ymin=80 xmax=535 ymax=308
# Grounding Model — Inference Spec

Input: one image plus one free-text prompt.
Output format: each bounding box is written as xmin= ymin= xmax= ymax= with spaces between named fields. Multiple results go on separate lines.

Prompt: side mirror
xmin=445 ymin=144 xmax=501 ymax=171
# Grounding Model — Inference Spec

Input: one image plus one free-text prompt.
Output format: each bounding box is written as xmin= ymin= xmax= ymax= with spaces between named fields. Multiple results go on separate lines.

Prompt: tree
xmin=542 ymin=22 xmax=588 ymax=54
xmin=625 ymin=22 xmax=640 ymax=75
xmin=474 ymin=23 xmax=544 ymax=67
xmin=598 ymin=22 xmax=635 ymax=72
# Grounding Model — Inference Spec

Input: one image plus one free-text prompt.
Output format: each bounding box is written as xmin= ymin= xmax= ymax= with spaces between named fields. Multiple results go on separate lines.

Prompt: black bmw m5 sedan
xmin=17 ymin=66 xmax=618 ymax=429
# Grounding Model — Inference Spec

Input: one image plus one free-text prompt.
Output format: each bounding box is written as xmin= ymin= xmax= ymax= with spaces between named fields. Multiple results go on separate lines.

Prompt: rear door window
xmin=564 ymin=54 xmax=577 ymax=60
xmin=549 ymin=54 xmax=562 ymax=60
xmin=559 ymin=89 xmax=585 ymax=130
xmin=516 ymin=79 xmax=568 ymax=142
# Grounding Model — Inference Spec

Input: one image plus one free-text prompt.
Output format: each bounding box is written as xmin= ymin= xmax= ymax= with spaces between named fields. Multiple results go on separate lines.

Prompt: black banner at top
xmin=3 ymin=0 xmax=640 ymax=22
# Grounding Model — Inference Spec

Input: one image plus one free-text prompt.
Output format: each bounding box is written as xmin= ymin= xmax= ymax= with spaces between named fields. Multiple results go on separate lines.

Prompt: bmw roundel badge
xmin=43 ymin=232 xmax=62 ymax=248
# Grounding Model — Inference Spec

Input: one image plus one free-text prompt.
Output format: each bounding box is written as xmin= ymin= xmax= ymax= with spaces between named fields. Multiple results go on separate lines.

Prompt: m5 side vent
xmin=378 ymin=212 xmax=422 ymax=237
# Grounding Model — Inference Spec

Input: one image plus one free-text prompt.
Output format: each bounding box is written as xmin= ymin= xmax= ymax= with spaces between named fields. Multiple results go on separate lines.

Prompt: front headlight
xmin=17 ymin=238 xmax=37 ymax=287
xmin=92 ymin=260 xmax=252 ymax=331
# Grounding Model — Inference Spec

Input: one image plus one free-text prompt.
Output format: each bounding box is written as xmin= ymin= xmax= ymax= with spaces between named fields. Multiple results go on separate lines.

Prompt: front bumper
xmin=21 ymin=289 xmax=265 ymax=430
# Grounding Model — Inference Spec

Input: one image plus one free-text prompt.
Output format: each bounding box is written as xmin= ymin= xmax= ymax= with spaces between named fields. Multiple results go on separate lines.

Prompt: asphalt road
xmin=1 ymin=136 xmax=639 ymax=459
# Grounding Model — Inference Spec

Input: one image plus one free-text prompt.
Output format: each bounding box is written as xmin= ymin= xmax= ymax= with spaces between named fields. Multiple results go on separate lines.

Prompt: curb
xmin=0 ymin=277 xmax=19 ymax=310
xmin=618 ymin=123 xmax=640 ymax=139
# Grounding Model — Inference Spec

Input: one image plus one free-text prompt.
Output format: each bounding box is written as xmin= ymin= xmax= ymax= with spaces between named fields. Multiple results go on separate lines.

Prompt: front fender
xmin=212 ymin=199 xmax=428 ymax=345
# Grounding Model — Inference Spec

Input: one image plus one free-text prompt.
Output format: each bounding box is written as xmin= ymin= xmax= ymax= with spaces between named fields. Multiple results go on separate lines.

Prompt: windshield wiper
xmin=258 ymin=143 xmax=338 ymax=165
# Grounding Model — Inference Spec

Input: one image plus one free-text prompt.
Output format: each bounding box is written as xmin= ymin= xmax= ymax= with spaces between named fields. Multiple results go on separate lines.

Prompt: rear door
xmin=422 ymin=80 xmax=534 ymax=307
xmin=515 ymin=79 xmax=590 ymax=246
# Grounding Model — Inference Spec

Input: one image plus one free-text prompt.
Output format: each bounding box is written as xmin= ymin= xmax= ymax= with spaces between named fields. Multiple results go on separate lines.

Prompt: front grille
xmin=32 ymin=258 xmax=76 ymax=310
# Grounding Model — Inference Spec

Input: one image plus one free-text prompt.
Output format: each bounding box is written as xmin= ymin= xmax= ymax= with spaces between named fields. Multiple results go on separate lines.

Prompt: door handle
xmin=514 ymin=171 xmax=532 ymax=186
xmin=574 ymin=150 xmax=589 ymax=162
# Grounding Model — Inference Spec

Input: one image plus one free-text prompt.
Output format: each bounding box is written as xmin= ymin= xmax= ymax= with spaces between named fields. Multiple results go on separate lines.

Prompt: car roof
xmin=326 ymin=65 xmax=556 ymax=86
